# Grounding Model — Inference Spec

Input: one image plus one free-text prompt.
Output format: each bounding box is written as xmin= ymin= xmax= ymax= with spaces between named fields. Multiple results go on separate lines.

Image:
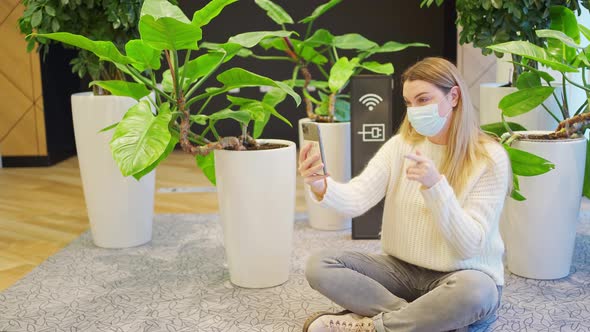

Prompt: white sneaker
xmin=303 ymin=311 xmax=375 ymax=332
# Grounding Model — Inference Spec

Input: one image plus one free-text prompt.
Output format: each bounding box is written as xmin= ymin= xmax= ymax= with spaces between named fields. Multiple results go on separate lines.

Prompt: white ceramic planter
xmin=479 ymin=83 xmax=561 ymax=131
xmin=71 ymin=92 xmax=155 ymax=248
xmin=504 ymin=131 xmax=586 ymax=279
xmin=215 ymin=139 xmax=296 ymax=288
xmin=298 ymin=118 xmax=351 ymax=230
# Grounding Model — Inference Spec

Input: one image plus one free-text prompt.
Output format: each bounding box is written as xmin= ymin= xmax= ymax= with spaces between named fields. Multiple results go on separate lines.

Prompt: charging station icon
xmin=357 ymin=124 xmax=385 ymax=142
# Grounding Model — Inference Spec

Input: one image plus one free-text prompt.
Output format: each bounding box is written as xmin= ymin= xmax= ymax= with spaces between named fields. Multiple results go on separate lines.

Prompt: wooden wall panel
xmin=0 ymin=3 xmax=46 ymax=157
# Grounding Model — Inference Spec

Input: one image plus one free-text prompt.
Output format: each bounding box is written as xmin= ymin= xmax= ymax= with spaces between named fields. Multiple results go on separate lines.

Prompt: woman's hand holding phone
xmin=298 ymin=142 xmax=329 ymax=198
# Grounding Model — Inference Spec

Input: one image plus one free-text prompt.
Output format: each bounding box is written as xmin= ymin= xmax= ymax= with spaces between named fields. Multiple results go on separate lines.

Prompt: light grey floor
xmin=1 ymin=212 xmax=589 ymax=332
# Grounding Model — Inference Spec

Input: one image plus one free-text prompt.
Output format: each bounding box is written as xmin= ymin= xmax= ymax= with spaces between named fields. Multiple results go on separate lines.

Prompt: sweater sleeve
xmin=419 ymin=144 xmax=510 ymax=259
xmin=306 ymin=136 xmax=398 ymax=218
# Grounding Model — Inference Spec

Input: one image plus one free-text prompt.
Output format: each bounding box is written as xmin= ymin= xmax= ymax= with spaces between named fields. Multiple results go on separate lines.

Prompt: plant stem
xmin=563 ymin=73 xmax=590 ymax=93
xmin=197 ymin=95 xmax=213 ymax=115
xmin=178 ymin=49 xmax=192 ymax=91
xmin=251 ymin=54 xmax=294 ymax=61
xmin=541 ymin=103 xmax=562 ymax=123
xmin=126 ymin=65 xmax=172 ymax=101
xmin=316 ymin=63 xmax=329 ymax=80
xmin=563 ymin=74 xmax=570 ymax=119
xmin=291 ymin=65 xmax=300 ymax=85
xmin=574 ymin=100 xmax=589 ymax=116
xmin=551 ymin=91 xmax=565 ymax=119
xmin=172 ymin=50 xmax=181 ymax=102
xmin=332 ymin=45 xmax=339 ymax=60
xmin=150 ymin=70 xmax=161 ymax=106
xmin=185 ymin=53 xmax=227 ymax=99
xmin=209 ymin=121 xmax=220 ymax=140
xmin=305 ymin=21 xmax=313 ymax=40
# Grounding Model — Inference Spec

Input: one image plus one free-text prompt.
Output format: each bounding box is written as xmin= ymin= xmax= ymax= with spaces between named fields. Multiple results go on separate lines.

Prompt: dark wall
xmin=181 ymin=0 xmax=456 ymax=143
xmin=40 ymin=44 xmax=80 ymax=163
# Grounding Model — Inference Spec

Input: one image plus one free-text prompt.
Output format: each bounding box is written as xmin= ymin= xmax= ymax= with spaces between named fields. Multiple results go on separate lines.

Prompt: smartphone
xmin=302 ymin=122 xmax=327 ymax=176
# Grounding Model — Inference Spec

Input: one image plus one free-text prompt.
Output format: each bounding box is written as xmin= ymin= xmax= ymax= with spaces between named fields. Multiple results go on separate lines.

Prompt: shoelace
xmin=328 ymin=319 xmax=373 ymax=331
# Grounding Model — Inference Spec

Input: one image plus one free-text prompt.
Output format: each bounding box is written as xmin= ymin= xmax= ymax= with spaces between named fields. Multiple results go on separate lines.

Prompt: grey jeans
xmin=305 ymin=250 xmax=502 ymax=332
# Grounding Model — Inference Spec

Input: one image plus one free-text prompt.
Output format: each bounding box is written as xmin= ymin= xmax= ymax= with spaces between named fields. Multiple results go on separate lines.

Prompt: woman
xmin=298 ymin=57 xmax=511 ymax=332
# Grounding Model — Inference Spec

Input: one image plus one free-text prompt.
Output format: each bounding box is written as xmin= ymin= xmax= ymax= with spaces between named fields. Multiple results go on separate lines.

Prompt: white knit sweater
xmin=307 ymin=135 xmax=510 ymax=285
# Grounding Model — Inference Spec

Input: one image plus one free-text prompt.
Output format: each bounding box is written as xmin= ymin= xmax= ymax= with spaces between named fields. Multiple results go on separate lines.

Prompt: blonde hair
xmin=399 ymin=57 xmax=497 ymax=196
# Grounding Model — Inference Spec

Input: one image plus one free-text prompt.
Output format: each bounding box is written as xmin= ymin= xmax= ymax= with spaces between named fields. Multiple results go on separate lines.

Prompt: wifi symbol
xmin=359 ymin=93 xmax=383 ymax=111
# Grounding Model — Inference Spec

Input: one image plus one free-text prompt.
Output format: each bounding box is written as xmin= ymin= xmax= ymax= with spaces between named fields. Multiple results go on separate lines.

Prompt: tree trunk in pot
xmin=71 ymin=92 xmax=155 ymax=248
xmin=214 ymin=139 xmax=296 ymax=288
xmin=298 ymin=118 xmax=351 ymax=230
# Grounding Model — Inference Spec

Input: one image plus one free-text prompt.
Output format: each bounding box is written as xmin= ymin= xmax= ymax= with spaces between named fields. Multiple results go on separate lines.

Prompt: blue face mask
xmin=407 ymin=95 xmax=452 ymax=137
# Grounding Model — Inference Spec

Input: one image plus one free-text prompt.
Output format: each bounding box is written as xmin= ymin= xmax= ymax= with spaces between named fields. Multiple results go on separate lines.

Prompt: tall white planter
xmin=298 ymin=118 xmax=351 ymax=230
xmin=215 ymin=139 xmax=296 ymax=288
xmin=504 ymin=131 xmax=586 ymax=279
xmin=71 ymin=92 xmax=155 ymax=248
xmin=479 ymin=83 xmax=561 ymax=131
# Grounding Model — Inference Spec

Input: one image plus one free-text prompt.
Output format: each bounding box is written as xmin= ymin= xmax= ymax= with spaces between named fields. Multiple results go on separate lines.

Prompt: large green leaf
xmin=32 ymin=32 xmax=132 ymax=65
xmin=258 ymin=37 xmax=327 ymax=64
xmin=579 ymin=24 xmax=590 ymax=42
xmin=548 ymin=6 xmax=580 ymax=63
xmin=507 ymin=60 xmax=555 ymax=83
xmin=365 ymin=41 xmax=429 ymax=55
xmin=499 ymin=86 xmax=555 ymax=117
xmin=488 ymin=41 xmax=578 ymax=73
xmin=110 ymin=101 xmax=172 ymax=177
xmin=334 ymin=98 xmax=350 ymax=122
xmin=329 ymin=57 xmax=358 ymax=93
xmin=505 ymin=146 xmax=555 ymax=176
xmin=125 ymin=40 xmax=161 ymax=71
xmin=199 ymin=42 xmax=243 ymax=62
xmin=196 ymin=153 xmax=216 ymax=186
xmin=89 ymin=81 xmax=151 ymax=101
xmin=133 ymin=131 xmax=179 ymax=180
xmin=163 ymin=52 xmax=226 ymax=91
xmin=140 ymin=0 xmax=190 ymax=23
xmin=213 ymin=68 xmax=301 ymax=106
xmin=190 ymin=114 xmax=209 ymax=125
xmin=227 ymin=95 xmax=292 ymax=127
xmin=480 ymin=122 xmax=528 ymax=137
xmin=299 ymin=0 xmax=341 ymax=23
xmin=228 ymin=30 xmax=294 ymax=48
xmin=515 ymin=71 xmax=541 ymax=90
xmin=583 ymin=138 xmax=590 ymax=198
xmin=359 ymin=61 xmax=394 ymax=75
xmin=292 ymin=39 xmax=327 ymax=65
xmin=139 ymin=15 xmax=202 ymax=50
xmin=192 ymin=0 xmax=238 ymax=28
xmin=333 ymin=34 xmax=378 ymax=50
xmin=303 ymin=29 xmax=334 ymax=47
xmin=209 ymin=109 xmax=252 ymax=124
xmin=254 ymin=0 xmax=294 ymax=25
xmin=290 ymin=79 xmax=329 ymax=89
xmin=227 ymin=96 xmax=265 ymax=121
xmin=253 ymin=87 xmax=288 ymax=139
xmin=537 ymin=29 xmax=582 ymax=49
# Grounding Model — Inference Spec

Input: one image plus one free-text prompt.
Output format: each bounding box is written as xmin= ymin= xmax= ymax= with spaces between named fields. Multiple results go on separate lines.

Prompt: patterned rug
xmin=1 ymin=212 xmax=589 ymax=332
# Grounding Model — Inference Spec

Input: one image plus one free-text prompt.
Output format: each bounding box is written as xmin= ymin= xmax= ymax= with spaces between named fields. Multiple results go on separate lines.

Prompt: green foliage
xmin=421 ymin=0 xmax=582 ymax=84
xmin=19 ymin=0 xmax=148 ymax=85
xmin=249 ymin=0 xmax=429 ymax=122
xmin=486 ymin=5 xmax=590 ymax=200
xmin=31 ymin=0 xmax=301 ymax=184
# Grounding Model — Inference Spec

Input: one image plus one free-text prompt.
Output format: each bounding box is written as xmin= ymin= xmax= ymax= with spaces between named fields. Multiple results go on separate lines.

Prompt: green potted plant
xmin=30 ymin=0 xmax=303 ymax=288
xmin=19 ymin=0 xmax=159 ymax=249
xmin=421 ymin=0 xmax=582 ymax=131
xmin=486 ymin=5 xmax=590 ymax=279
xmin=228 ymin=0 xmax=427 ymax=230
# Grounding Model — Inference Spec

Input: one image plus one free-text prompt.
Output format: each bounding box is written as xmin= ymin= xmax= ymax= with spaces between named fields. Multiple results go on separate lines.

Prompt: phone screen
xmin=302 ymin=123 xmax=327 ymax=176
